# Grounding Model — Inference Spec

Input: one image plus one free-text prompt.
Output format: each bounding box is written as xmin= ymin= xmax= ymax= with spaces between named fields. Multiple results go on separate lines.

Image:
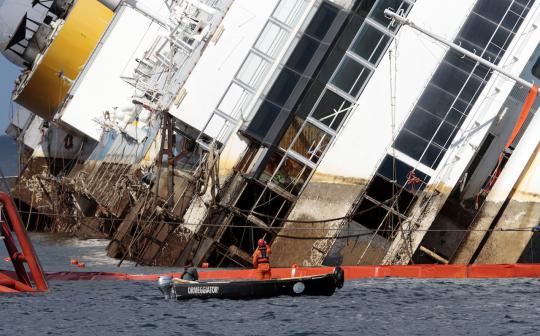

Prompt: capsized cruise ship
xmin=1 ymin=0 xmax=540 ymax=267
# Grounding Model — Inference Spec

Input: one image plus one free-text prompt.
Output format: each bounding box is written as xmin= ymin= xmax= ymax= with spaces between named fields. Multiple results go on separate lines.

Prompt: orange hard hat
xmin=258 ymin=239 xmax=266 ymax=247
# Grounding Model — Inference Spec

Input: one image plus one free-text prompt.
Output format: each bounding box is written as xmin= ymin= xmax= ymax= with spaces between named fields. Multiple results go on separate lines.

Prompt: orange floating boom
xmin=15 ymin=263 xmax=540 ymax=283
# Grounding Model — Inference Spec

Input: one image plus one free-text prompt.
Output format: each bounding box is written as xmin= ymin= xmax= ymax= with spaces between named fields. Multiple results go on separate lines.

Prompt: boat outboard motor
xmin=158 ymin=276 xmax=173 ymax=299
xmin=333 ymin=267 xmax=345 ymax=289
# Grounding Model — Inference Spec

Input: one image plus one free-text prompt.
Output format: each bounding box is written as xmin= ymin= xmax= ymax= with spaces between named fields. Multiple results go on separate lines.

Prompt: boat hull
xmin=168 ymin=267 xmax=344 ymax=300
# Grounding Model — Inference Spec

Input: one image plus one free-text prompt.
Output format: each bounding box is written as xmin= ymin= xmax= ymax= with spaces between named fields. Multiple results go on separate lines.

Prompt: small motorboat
xmin=158 ymin=267 xmax=345 ymax=300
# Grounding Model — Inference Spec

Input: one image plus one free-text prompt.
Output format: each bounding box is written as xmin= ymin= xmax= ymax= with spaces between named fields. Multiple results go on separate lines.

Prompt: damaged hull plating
xmin=5 ymin=0 xmax=540 ymax=268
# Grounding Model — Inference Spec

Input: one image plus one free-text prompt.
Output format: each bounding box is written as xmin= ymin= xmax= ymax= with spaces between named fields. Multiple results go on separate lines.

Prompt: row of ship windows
xmin=394 ymin=0 xmax=530 ymax=170
xmin=224 ymin=0 xmax=409 ymax=204
xmin=251 ymin=0 xmax=414 ymax=198
xmin=200 ymin=0 xmax=310 ymax=144
xmin=242 ymin=0 xmax=534 ymax=218
xmin=232 ymin=0 xmax=534 ymax=236
xmin=248 ymin=0 xmax=413 ymax=141
xmin=352 ymin=0 xmax=534 ymax=237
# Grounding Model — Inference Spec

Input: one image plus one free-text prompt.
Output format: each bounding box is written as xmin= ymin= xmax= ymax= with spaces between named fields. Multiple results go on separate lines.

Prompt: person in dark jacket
xmin=181 ymin=258 xmax=199 ymax=281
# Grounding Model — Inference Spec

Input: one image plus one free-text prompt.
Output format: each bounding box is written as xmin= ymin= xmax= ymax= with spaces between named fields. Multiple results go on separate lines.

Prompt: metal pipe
xmin=383 ymin=9 xmax=535 ymax=90
xmin=0 ymin=192 xmax=48 ymax=291
xmin=1 ymin=221 xmax=31 ymax=286
xmin=419 ymin=245 xmax=449 ymax=264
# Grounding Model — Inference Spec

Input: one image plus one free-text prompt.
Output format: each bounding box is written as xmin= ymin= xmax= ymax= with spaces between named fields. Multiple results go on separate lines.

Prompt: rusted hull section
xmin=271 ymin=182 xmax=362 ymax=267
xmin=105 ymin=167 xmax=199 ymax=266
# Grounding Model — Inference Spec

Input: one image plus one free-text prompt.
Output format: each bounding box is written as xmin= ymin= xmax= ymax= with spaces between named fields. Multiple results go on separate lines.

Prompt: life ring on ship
xmin=333 ymin=266 xmax=345 ymax=289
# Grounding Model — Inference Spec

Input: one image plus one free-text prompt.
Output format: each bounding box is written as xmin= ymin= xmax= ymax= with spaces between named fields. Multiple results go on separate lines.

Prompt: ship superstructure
xmin=2 ymin=0 xmax=540 ymax=267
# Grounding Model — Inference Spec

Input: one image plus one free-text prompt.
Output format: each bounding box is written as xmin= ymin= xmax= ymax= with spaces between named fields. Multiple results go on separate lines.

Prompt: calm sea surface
xmin=1 ymin=233 xmax=539 ymax=336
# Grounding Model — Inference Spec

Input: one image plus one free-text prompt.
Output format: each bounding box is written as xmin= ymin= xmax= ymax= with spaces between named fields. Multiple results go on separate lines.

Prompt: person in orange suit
xmin=252 ymin=239 xmax=272 ymax=280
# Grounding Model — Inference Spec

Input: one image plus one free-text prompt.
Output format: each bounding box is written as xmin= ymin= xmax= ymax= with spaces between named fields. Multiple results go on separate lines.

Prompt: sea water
xmin=1 ymin=233 xmax=539 ymax=336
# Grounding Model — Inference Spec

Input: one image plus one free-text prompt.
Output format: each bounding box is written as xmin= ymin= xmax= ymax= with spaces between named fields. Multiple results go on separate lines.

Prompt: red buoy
xmin=76 ymin=263 xmax=86 ymax=268
xmin=70 ymin=259 xmax=79 ymax=265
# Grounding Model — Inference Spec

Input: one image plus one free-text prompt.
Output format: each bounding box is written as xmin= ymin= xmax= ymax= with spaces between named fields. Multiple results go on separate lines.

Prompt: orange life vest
xmin=256 ymin=247 xmax=269 ymax=264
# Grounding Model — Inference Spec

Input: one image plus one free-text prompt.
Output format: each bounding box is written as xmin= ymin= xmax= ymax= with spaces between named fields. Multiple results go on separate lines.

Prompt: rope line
xmin=10 ymin=209 xmax=539 ymax=233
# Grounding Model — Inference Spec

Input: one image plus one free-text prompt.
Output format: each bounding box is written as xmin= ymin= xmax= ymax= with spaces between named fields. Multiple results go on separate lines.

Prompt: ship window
xmin=453 ymin=98 xmax=472 ymax=119
xmin=486 ymin=29 xmax=513 ymax=58
xmin=171 ymin=133 xmax=200 ymax=172
xmin=259 ymin=150 xmax=284 ymax=184
xmin=220 ymin=215 xmax=271 ymax=257
xmin=279 ymin=117 xmax=302 ymax=151
xmin=472 ymin=0 xmax=513 ymax=25
xmin=255 ymin=21 xmax=290 ymax=59
xmin=272 ymin=0 xmax=310 ymax=27
xmin=253 ymin=188 xmax=292 ymax=226
xmin=501 ymin=10 xmax=522 ymax=32
xmin=246 ymin=101 xmax=281 ymax=138
xmin=305 ymin=2 xmax=339 ymax=40
xmin=445 ymin=107 xmax=467 ymax=126
xmin=369 ymin=0 xmax=411 ymax=32
xmin=420 ymin=143 xmax=446 ymax=168
xmin=431 ymin=61 xmax=472 ymax=99
xmin=403 ymin=108 xmax=442 ymax=142
xmin=377 ymin=155 xmax=430 ymax=191
xmin=458 ymin=14 xmax=499 ymax=54
xmin=295 ymin=81 xmax=326 ymax=120
xmin=350 ymin=24 xmax=391 ymax=64
xmin=532 ymin=56 xmax=540 ymax=80
xmin=271 ymin=155 xmax=312 ymax=195
xmin=514 ymin=0 xmax=532 ymax=7
xmin=317 ymin=40 xmax=351 ymax=85
xmin=280 ymin=118 xmax=331 ymax=163
xmin=353 ymin=199 xmax=389 ymax=231
xmin=366 ymin=176 xmax=417 ymax=214
xmin=235 ymin=179 xmax=267 ymax=211
xmin=417 ymin=84 xmax=458 ymax=120
xmin=332 ymin=56 xmax=372 ymax=97
xmin=218 ymin=83 xmax=253 ymax=120
xmin=202 ymin=113 xmax=229 ymax=143
xmin=381 ymin=0 xmax=531 ymax=174
xmin=286 ymin=35 xmax=320 ymax=73
xmin=311 ymin=89 xmax=353 ymax=130
xmin=433 ymin=121 xmax=457 ymax=149
xmin=266 ymin=68 xmax=301 ymax=106
xmin=445 ymin=49 xmax=491 ymax=79
xmin=394 ymin=130 xmax=428 ymax=162
xmin=457 ymin=76 xmax=484 ymax=104
xmin=366 ymin=175 xmax=398 ymax=204
xmin=394 ymin=188 xmax=415 ymax=214
xmin=237 ymin=53 xmax=271 ymax=90
xmin=353 ymin=199 xmax=402 ymax=239
xmin=452 ymin=38 xmax=498 ymax=71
